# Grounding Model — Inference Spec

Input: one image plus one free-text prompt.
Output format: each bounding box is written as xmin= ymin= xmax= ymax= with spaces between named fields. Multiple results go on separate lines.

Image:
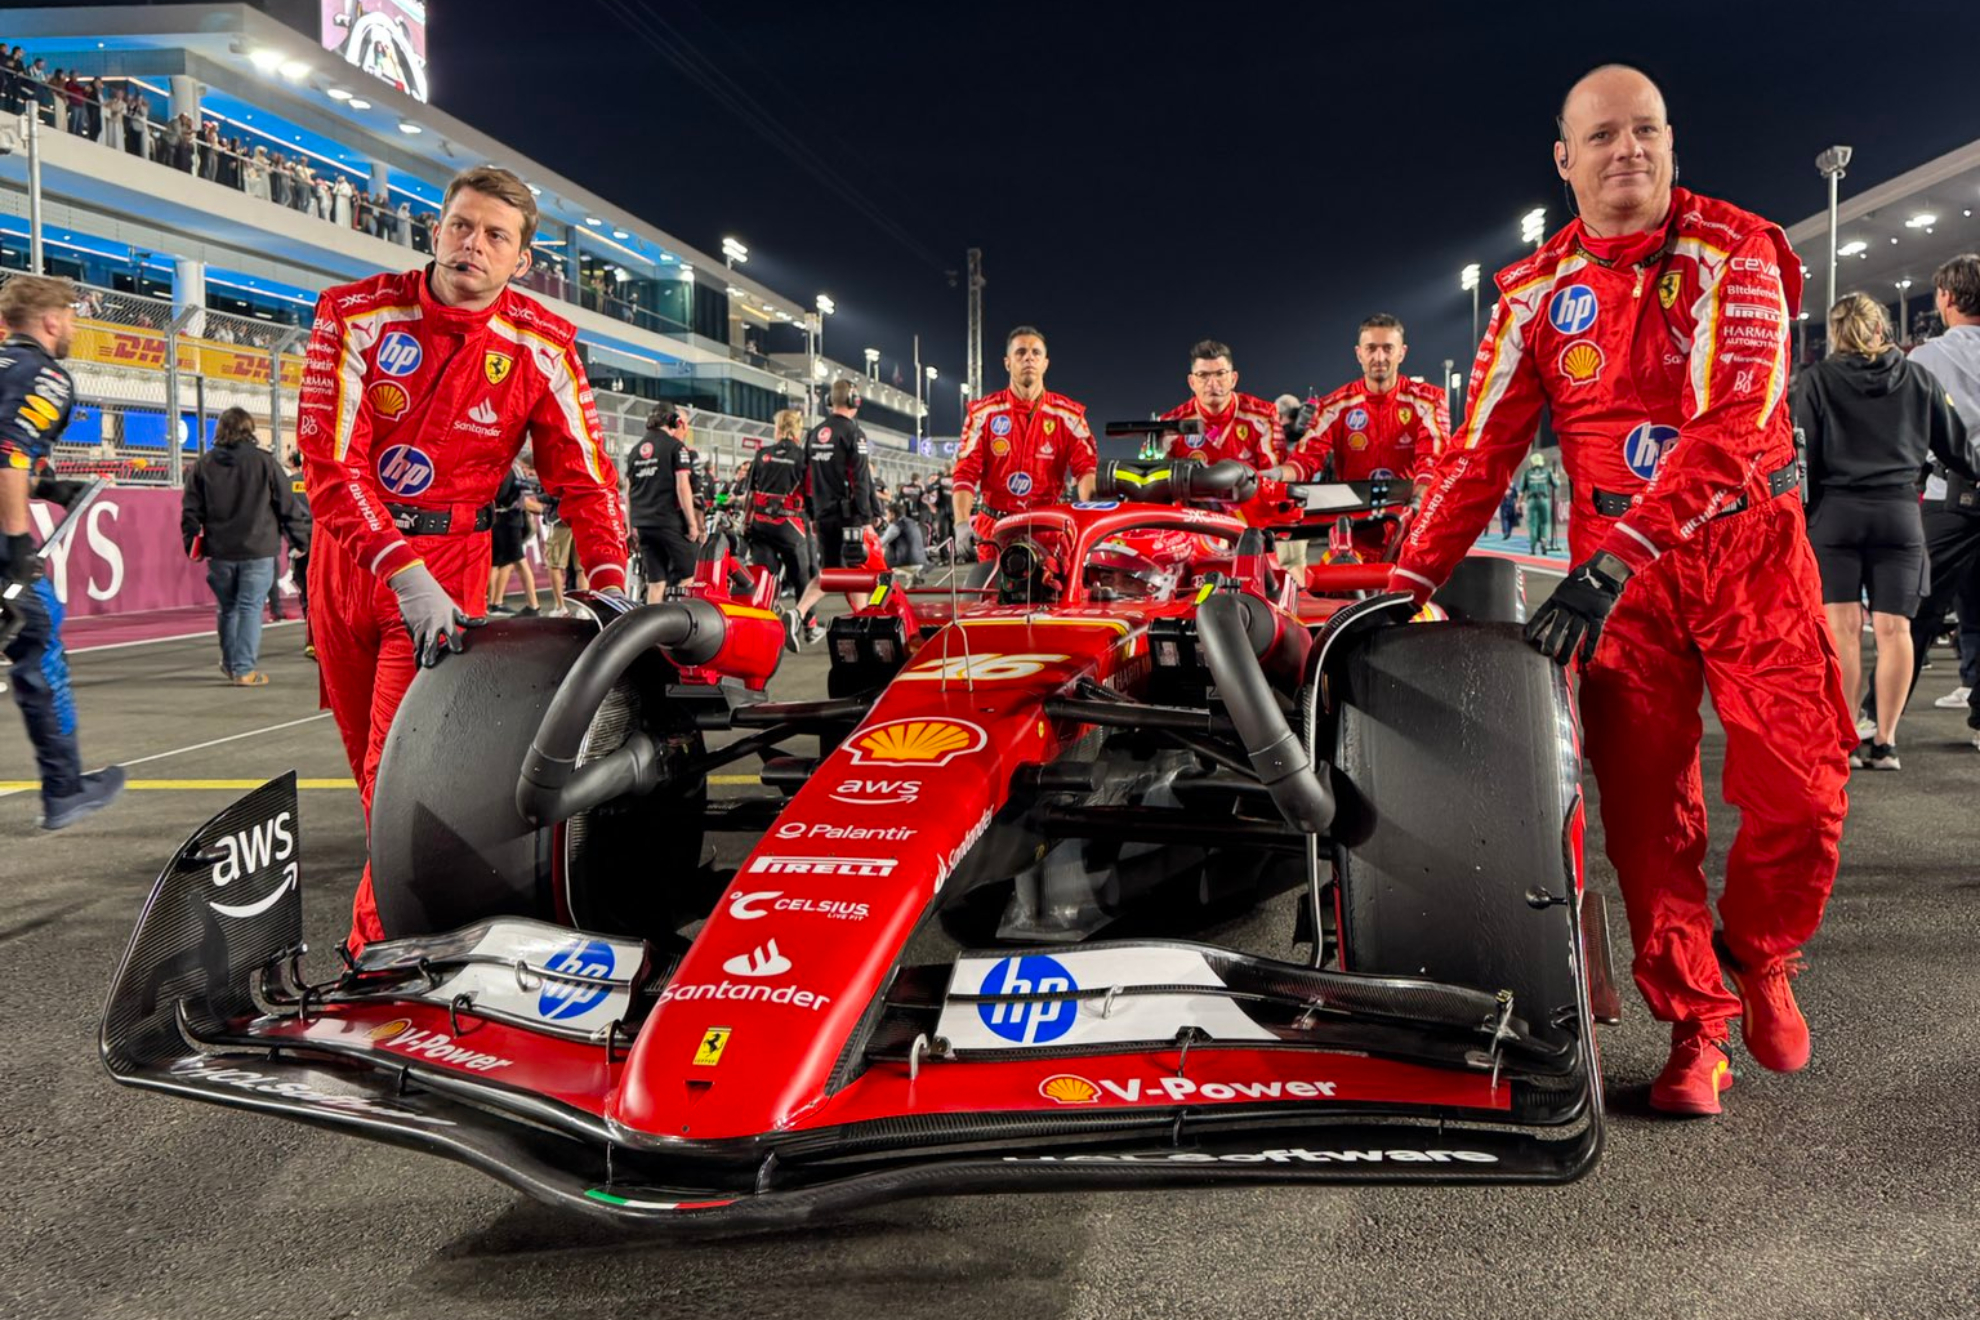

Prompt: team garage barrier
xmin=26 ymin=485 xmax=247 ymax=618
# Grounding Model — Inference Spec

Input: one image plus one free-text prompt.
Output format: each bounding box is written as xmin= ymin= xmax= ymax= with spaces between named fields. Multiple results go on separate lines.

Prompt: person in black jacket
xmin=1792 ymin=293 xmax=1975 ymax=770
xmin=181 ymin=408 xmax=308 ymax=686
xmin=805 ymin=379 xmax=877 ymax=568
xmin=625 ymin=405 xmax=702 ymax=600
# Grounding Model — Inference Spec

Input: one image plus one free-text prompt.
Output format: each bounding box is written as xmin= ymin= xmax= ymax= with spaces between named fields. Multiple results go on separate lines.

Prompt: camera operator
xmin=626 ymin=405 xmax=702 ymax=600
xmin=806 ymin=379 xmax=878 ymax=568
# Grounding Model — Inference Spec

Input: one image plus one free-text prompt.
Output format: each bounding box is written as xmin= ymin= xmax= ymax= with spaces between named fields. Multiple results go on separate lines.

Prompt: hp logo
xmin=376 ymin=330 xmax=424 ymax=378
xmin=1006 ymin=472 xmax=1034 ymax=497
xmin=1548 ymin=285 xmax=1600 ymax=336
xmin=538 ymin=939 xmax=616 ymax=1021
xmin=376 ymin=444 xmax=436 ymax=497
xmin=1622 ymin=423 xmax=1681 ymax=481
xmin=976 ymin=954 xmax=1078 ymax=1045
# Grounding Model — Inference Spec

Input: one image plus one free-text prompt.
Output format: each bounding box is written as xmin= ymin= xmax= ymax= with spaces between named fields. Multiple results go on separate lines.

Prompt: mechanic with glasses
xmin=951 ymin=326 xmax=1097 ymax=583
xmin=1157 ymin=339 xmax=1281 ymax=470
xmin=1387 ymin=65 xmax=1854 ymax=1117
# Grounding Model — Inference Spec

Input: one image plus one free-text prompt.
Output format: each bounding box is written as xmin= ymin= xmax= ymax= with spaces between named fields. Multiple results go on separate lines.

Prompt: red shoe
xmin=1721 ymin=944 xmax=1811 ymax=1073
xmin=1649 ymin=1024 xmax=1734 ymax=1117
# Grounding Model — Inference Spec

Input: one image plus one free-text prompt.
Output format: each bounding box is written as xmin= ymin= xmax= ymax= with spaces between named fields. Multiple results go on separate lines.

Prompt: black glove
xmin=1525 ymin=551 xmax=1631 ymax=665
xmin=1 ymin=532 xmax=41 ymax=587
xmin=31 ymin=476 xmax=86 ymax=508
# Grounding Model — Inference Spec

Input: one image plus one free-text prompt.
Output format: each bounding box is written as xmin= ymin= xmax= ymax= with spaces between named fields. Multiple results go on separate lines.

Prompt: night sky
xmin=289 ymin=2 xmax=1980 ymax=431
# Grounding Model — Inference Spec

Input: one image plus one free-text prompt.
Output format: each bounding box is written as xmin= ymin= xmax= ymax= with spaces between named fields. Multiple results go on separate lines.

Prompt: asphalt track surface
xmin=5 ymin=573 xmax=1980 ymax=1320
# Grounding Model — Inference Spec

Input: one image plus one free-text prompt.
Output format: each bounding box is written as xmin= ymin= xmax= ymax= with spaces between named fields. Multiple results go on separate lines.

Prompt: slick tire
xmin=1330 ymin=623 xmax=1583 ymax=1067
xmin=370 ymin=616 xmax=707 ymax=940
xmin=1431 ymin=555 xmax=1527 ymax=625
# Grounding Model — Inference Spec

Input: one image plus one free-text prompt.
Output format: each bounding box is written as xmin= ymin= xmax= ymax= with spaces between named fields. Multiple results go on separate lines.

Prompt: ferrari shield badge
xmin=693 ymin=1026 xmax=732 ymax=1066
xmin=1657 ymin=271 xmax=1683 ymax=310
xmin=484 ymin=351 xmax=514 ymax=386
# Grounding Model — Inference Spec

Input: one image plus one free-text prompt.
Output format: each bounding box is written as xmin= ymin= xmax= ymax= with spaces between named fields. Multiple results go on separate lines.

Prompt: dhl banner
xmin=69 ymin=320 xmax=305 ymax=389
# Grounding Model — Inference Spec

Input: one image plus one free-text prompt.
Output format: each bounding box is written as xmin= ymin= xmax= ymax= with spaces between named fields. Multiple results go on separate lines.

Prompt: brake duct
xmin=514 ymin=600 xmax=728 ymax=825
xmin=1194 ymin=591 xmax=1335 ymax=835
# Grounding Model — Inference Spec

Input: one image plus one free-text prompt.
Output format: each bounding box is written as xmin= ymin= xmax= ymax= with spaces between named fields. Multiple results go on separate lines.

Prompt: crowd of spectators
xmin=1 ymin=47 xmax=442 ymax=252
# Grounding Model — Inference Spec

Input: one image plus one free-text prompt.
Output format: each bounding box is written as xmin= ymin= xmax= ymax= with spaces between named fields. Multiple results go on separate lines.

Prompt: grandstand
xmin=0 ymin=2 xmax=936 ymax=494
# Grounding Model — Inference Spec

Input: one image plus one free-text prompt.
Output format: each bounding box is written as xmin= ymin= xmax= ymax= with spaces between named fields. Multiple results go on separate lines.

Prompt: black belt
xmin=1590 ymin=460 xmax=1798 ymax=520
xmin=385 ymin=502 xmax=494 ymax=536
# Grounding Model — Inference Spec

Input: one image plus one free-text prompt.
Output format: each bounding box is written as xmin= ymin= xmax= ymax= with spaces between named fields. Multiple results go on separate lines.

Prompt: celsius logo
xmin=376 ymin=330 xmax=423 ymax=377
xmin=723 ymin=941 xmax=792 ymax=977
xmin=977 ymin=954 xmax=1078 ymax=1045
xmin=1548 ymin=284 xmax=1600 ymax=335
xmin=377 ymin=444 xmax=436 ymax=497
xmin=538 ymin=939 xmax=615 ymax=1021
xmin=727 ymin=890 xmax=871 ymax=922
xmin=1622 ymin=422 xmax=1681 ymax=481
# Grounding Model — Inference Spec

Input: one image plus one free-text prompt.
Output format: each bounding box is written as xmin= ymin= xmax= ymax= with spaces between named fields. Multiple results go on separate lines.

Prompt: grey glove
xmin=388 ymin=563 xmax=483 ymax=667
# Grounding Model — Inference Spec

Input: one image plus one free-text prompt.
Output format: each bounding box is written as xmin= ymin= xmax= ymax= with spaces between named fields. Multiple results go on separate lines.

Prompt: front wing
xmin=101 ymin=777 xmax=1603 ymax=1228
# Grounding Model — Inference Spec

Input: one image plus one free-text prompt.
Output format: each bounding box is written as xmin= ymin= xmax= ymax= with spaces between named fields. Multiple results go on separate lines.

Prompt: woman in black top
xmin=1793 ymin=293 xmax=1973 ymax=770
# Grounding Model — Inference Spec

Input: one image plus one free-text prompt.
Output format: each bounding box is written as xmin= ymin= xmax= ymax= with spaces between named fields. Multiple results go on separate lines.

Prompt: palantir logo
xmin=376 ymin=330 xmax=423 ymax=377
xmin=977 ymin=954 xmax=1079 ymax=1045
xmin=1622 ymin=422 xmax=1681 ymax=481
xmin=377 ymin=444 xmax=436 ymax=497
xmin=1548 ymin=284 xmax=1600 ymax=335
xmin=539 ymin=939 xmax=615 ymax=1021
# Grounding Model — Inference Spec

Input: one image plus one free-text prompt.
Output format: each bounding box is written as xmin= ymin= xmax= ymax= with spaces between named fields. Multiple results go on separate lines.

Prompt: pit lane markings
xmin=0 ymin=711 xmax=341 ymax=798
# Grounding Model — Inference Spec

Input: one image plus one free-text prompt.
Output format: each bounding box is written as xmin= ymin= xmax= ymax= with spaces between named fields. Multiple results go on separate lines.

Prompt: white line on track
xmin=70 ymin=618 xmax=304 ymax=655
xmin=0 ymin=711 xmax=334 ymax=799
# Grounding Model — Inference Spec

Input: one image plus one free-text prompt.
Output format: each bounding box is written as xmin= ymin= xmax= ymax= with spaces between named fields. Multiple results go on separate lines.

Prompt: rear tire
xmin=1330 ymin=622 xmax=1581 ymax=1053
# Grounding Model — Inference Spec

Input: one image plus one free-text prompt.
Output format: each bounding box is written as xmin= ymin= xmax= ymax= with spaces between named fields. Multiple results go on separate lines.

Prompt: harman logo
xmin=847 ymin=719 xmax=987 ymax=767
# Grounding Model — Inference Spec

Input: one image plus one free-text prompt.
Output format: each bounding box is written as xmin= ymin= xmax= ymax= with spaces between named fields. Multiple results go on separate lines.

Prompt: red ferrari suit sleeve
xmin=1407 ymin=380 xmax=1450 ymax=466
xmin=1281 ymin=386 xmax=1359 ymax=481
xmin=1598 ymin=229 xmax=1802 ymax=574
xmin=1045 ymin=397 xmax=1096 ymax=479
xmin=296 ymin=290 xmax=418 ymax=583
xmin=524 ymin=340 xmax=627 ymax=591
xmin=952 ymin=400 xmax=989 ymax=496
xmin=1392 ymin=283 xmax=1551 ymax=599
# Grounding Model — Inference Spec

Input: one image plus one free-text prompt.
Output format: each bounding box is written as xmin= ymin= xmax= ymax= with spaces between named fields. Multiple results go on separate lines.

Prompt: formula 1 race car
xmin=103 ymin=457 xmax=1619 ymax=1227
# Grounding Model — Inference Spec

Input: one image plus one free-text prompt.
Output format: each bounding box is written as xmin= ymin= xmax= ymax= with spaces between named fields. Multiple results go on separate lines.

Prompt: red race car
xmin=102 ymin=458 xmax=1617 ymax=1226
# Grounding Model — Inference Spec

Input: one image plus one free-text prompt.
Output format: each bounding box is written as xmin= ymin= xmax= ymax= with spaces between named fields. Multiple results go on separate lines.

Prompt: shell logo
xmin=368 ymin=381 xmax=411 ymax=419
xmin=1559 ymin=341 xmax=1604 ymax=384
xmin=1347 ymin=431 xmax=1369 ymax=451
xmin=847 ymin=718 xmax=988 ymax=767
xmin=1040 ymin=1074 xmax=1099 ymax=1105
xmin=368 ymin=1018 xmax=412 ymax=1043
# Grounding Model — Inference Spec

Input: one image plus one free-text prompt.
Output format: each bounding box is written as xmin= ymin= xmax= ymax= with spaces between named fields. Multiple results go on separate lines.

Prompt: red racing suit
xmin=1158 ymin=392 xmax=1281 ymax=468
xmin=953 ymin=387 xmax=1097 ymax=561
xmin=1284 ymin=377 xmax=1449 ymax=483
xmin=1392 ymin=188 xmax=1854 ymax=1029
xmin=298 ymin=267 xmax=627 ymax=952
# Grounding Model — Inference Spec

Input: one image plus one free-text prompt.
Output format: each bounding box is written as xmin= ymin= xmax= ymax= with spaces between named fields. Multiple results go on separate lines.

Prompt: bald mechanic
xmin=1390 ymin=66 xmax=1854 ymax=1116
xmin=299 ymin=165 xmax=628 ymax=954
